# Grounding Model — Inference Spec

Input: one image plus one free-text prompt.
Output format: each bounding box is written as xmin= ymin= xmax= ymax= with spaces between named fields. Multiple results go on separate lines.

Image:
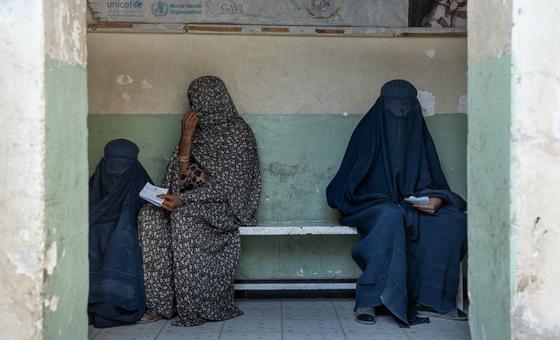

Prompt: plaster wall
xmin=0 ymin=1 xmax=46 ymax=338
xmin=510 ymin=1 xmax=560 ymax=338
xmin=468 ymin=1 xmax=512 ymax=65
xmin=87 ymin=34 xmax=467 ymax=116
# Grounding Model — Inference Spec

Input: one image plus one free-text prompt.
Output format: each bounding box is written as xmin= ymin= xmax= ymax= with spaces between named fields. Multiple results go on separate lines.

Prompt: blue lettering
xmin=107 ymin=1 xmax=143 ymax=9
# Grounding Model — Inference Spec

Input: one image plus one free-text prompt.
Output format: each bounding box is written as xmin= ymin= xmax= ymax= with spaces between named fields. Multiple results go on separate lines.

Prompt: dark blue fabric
xmin=326 ymin=80 xmax=467 ymax=326
xmin=88 ymin=139 xmax=152 ymax=328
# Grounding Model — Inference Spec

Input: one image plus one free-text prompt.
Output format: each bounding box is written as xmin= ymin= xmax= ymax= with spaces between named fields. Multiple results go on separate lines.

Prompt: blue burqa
xmin=326 ymin=80 xmax=467 ymax=326
xmin=88 ymin=139 xmax=152 ymax=328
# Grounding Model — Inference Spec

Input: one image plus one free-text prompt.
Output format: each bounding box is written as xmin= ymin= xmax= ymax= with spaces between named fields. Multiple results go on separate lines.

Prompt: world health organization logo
xmin=151 ymin=1 xmax=169 ymax=16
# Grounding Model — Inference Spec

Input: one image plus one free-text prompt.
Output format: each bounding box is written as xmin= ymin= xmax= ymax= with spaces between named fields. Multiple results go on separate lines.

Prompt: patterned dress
xmin=138 ymin=76 xmax=261 ymax=327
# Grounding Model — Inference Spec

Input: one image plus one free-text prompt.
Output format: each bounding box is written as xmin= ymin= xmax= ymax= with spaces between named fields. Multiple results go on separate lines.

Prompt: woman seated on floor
xmin=326 ymin=79 xmax=467 ymax=327
xmin=88 ymin=139 xmax=151 ymax=328
xmin=138 ymin=75 xmax=261 ymax=327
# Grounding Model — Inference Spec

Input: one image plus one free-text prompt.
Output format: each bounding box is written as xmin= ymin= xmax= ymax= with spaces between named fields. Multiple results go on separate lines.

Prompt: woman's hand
xmin=158 ymin=194 xmax=184 ymax=212
xmin=412 ymin=197 xmax=442 ymax=215
xmin=181 ymin=111 xmax=199 ymax=140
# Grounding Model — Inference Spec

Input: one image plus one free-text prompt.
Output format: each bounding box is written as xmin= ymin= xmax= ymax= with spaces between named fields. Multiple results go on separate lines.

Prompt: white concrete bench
xmin=236 ymin=221 xmax=357 ymax=292
xmin=239 ymin=221 xmax=356 ymax=236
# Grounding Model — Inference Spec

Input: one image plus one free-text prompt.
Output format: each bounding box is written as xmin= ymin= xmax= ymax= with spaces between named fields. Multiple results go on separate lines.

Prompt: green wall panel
xmin=88 ymin=114 xmax=467 ymax=222
xmin=44 ymin=58 xmax=89 ymax=339
xmin=468 ymin=54 xmax=512 ymax=340
xmin=88 ymin=113 xmax=466 ymax=279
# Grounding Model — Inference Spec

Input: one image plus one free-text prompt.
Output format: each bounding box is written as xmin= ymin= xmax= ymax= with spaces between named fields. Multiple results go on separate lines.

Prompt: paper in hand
xmin=140 ymin=182 xmax=169 ymax=207
xmin=404 ymin=195 xmax=430 ymax=205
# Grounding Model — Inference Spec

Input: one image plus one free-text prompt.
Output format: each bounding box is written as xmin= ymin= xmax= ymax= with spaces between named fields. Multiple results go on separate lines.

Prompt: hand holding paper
xmin=139 ymin=182 xmax=169 ymax=207
xmin=404 ymin=195 xmax=430 ymax=205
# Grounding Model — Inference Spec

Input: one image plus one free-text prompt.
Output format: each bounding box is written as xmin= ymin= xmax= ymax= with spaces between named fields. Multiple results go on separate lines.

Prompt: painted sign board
xmin=88 ymin=0 xmax=409 ymax=27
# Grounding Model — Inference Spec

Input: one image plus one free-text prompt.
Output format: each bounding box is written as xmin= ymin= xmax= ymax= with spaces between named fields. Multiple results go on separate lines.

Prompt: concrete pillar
xmin=0 ymin=1 xmax=88 ymax=339
xmin=469 ymin=1 xmax=560 ymax=339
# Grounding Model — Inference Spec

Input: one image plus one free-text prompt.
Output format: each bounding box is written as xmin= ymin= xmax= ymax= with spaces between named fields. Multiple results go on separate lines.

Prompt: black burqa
xmin=326 ymin=80 xmax=467 ymax=326
xmin=89 ymin=139 xmax=152 ymax=328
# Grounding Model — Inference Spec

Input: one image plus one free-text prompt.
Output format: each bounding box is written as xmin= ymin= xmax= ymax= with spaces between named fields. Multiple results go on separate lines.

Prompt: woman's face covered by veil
xmin=187 ymin=76 xmax=238 ymax=126
xmin=384 ymin=97 xmax=415 ymax=117
xmin=102 ymin=139 xmax=139 ymax=176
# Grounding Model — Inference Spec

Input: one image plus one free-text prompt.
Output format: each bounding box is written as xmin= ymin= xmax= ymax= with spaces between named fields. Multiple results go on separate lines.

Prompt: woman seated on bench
xmin=326 ymin=79 xmax=467 ymax=327
xmin=138 ymin=76 xmax=261 ymax=327
xmin=88 ymin=139 xmax=151 ymax=328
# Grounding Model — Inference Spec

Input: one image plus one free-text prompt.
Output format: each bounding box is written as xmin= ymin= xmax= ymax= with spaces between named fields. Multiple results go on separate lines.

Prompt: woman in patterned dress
xmin=137 ymin=76 xmax=261 ymax=327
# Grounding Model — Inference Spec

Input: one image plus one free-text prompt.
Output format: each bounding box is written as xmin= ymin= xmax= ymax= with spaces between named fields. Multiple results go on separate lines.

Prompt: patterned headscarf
xmin=187 ymin=76 xmax=238 ymax=127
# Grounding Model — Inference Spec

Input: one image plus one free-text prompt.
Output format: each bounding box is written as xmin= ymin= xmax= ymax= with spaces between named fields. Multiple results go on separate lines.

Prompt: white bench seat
xmin=239 ymin=221 xmax=356 ymax=235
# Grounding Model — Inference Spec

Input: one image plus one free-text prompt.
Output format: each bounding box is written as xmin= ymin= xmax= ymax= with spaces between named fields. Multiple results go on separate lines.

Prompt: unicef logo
xmin=151 ymin=1 xmax=169 ymax=16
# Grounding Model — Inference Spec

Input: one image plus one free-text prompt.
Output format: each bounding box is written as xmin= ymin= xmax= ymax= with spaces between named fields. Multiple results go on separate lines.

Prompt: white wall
xmin=87 ymin=33 xmax=467 ymax=116
xmin=511 ymin=1 xmax=560 ymax=338
xmin=0 ymin=1 xmax=46 ymax=338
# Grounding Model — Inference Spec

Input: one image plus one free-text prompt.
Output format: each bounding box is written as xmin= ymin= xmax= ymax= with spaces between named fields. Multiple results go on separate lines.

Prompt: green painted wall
xmin=44 ymin=58 xmax=89 ymax=339
xmin=88 ymin=113 xmax=466 ymax=279
xmin=88 ymin=114 xmax=467 ymax=221
xmin=467 ymin=54 xmax=512 ymax=340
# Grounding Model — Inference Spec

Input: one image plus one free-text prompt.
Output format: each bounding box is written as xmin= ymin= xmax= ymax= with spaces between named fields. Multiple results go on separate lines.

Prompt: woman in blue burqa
xmin=88 ymin=139 xmax=152 ymax=328
xmin=326 ymin=80 xmax=467 ymax=327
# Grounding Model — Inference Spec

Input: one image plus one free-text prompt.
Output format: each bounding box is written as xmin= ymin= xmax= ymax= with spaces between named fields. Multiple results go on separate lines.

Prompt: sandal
xmin=138 ymin=311 xmax=163 ymax=324
xmin=355 ymin=307 xmax=377 ymax=325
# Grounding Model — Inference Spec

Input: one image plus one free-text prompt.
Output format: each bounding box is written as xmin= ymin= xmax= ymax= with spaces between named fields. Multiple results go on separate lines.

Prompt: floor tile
xmin=94 ymin=332 xmax=155 ymax=340
xmin=284 ymin=334 xmax=345 ymax=340
xmin=237 ymin=300 xmax=282 ymax=310
xmin=403 ymin=334 xmax=469 ymax=340
xmin=219 ymin=333 xmax=281 ymax=340
xmin=222 ymin=318 xmax=281 ymax=334
xmin=95 ymin=320 xmax=166 ymax=337
xmin=283 ymin=319 xmax=343 ymax=334
xmin=331 ymin=299 xmax=355 ymax=310
xmin=84 ymin=299 xmax=470 ymax=340
xmin=157 ymin=333 xmax=219 ymax=340
xmin=339 ymin=315 xmax=404 ymax=335
xmin=89 ymin=325 xmax=101 ymax=339
xmin=347 ymin=334 xmax=408 ymax=340
xmin=455 ymin=320 xmax=471 ymax=335
xmin=402 ymin=317 xmax=466 ymax=339
xmin=283 ymin=301 xmax=337 ymax=320
xmin=283 ymin=300 xmax=335 ymax=312
xmin=238 ymin=307 xmax=282 ymax=320
xmin=160 ymin=320 xmax=223 ymax=334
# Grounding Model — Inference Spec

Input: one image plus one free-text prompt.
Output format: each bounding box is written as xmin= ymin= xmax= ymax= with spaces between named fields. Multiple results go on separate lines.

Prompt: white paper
xmin=404 ymin=195 xmax=430 ymax=205
xmin=139 ymin=182 xmax=169 ymax=207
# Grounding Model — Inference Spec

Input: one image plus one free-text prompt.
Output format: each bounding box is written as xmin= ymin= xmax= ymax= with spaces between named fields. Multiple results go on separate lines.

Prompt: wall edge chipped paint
xmin=45 ymin=0 xmax=88 ymax=67
xmin=43 ymin=1 xmax=89 ymax=339
xmin=467 ymin=53 xmax=513 ymax=340
xmin=43 ymin=56 xmax=89 ymax=340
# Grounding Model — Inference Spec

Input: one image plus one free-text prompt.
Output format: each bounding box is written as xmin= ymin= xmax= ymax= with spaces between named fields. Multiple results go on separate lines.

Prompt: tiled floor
xmin=89 ymin=299 xmax=471 ymax=340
